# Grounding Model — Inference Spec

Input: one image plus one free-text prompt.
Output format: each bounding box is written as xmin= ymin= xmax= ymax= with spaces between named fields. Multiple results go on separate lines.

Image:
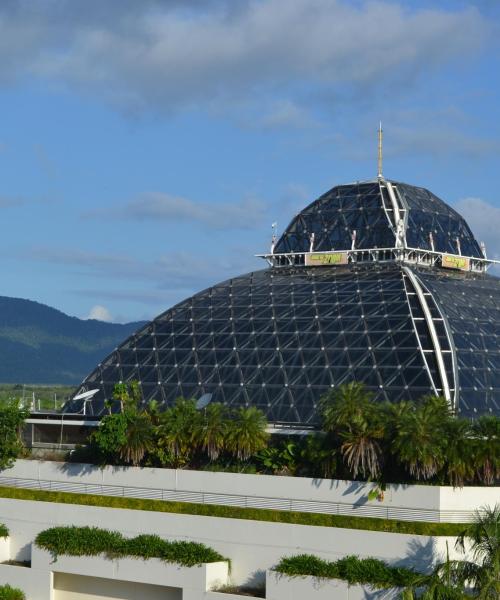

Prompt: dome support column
xmin=403 ymin=267 xmax=453 ymax=408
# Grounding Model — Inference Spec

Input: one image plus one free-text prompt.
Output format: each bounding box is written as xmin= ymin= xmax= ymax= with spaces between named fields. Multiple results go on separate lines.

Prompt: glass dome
xmin=67 ymin=179 xmax=500 ymax=424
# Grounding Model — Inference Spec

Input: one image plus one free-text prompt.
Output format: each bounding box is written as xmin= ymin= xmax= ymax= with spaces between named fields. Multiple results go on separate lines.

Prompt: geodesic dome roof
xmin=67 ymin=179 xmax=500 ymax=424
xmin=274 ymin=180 xmax=483 ymax=258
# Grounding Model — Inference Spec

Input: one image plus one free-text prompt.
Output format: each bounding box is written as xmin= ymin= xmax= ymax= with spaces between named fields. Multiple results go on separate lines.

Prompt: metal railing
xmin=0 ymin=475 xmax=475 ymax=523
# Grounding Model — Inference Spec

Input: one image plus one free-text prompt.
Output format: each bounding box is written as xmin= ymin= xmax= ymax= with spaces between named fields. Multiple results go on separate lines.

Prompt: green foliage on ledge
xmin=0 ymin=585 xmax=25 ymax=600
xmin=0 ymin=523 xmax=9 ymax=538
xmin=35 ymin=526 xmax=227 ymax=567
xmin=0 ymin=485 xmax=466 ymax=536
xmin=274 ymin=554 xmax=420 ymax=589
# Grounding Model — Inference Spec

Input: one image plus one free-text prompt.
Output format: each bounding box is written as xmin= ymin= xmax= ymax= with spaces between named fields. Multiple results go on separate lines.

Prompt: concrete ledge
xmin=265 ymin=571 xmax=400 ymax=600
xmin=0 ymin=563 xmax=53 ymax=600
xmin=32 ymin=546 xmax=229 ymax=591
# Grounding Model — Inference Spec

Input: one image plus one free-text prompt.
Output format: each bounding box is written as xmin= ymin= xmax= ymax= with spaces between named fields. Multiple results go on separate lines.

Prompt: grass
xmin=0 ymin=485 xmax=466 ymax=536
xmin=35 ymin=526 xmax=227 ymax=566
xmin=274 ymin=554 xmax=420 ymax=588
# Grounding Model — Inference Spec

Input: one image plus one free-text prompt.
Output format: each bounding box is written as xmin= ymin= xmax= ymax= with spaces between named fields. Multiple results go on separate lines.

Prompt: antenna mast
xmin=377 ymin=121 xmax=383 ymax=179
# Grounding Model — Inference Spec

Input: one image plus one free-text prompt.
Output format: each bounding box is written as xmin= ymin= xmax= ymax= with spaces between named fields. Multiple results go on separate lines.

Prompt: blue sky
xmin=0 ymin=0 xmax=499 ymax=323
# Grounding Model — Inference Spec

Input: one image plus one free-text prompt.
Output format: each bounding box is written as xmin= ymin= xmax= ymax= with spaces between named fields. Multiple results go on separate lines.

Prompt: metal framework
xmin=257 ymin=246 xmax=499 ymax=273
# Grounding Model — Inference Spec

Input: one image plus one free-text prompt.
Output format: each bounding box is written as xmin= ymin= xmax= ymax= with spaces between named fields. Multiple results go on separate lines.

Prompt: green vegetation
xmin=88 ymin=384 xmax=269 ymax=468
xmin=275 ymin=554 xmax=419 ymax=588
xmin=0 ymin=295 xmax=142 ymax=385
xmin=0 ymin=485 xmax=466 ymax=536
xmin=0 ymin=585 xmax=25 ymax=600
xmin=0 ymin=401 xmax=29 ymax=470
xmin=35 ymin=526 xmax=227 ymax=567
xmin=275 ymin=505 xmax=500 ymax=599
xmin=0 ymin=384 xmax=75 ymax=411
xmin=77 ymin=382 xmax=500 ymax=488
xmin=318 ymin=385 xmax=500 ymax=486
xmin=0 ymin=523 xmax=9 ymax=538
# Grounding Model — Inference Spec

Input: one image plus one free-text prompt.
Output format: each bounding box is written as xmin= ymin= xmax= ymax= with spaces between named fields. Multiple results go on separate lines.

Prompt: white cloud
xmin=87 ymin=304 xmax=113 ymax=322
xmin=0 ymin=1 xmax=487 ymax=114
xmin=86 ymin=191 xmax=267 ymax=230
xmin=454 ymin=197 xmax=500 ymax=260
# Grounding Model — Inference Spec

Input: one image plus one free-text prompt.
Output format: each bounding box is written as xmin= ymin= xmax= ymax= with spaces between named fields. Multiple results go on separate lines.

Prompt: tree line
xmin=76 ymin=381 xmax=499 ymax=487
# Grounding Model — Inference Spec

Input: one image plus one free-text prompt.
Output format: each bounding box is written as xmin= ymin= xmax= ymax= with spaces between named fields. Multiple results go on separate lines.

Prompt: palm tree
xmin=454 ymin=504 xmax=500 ymax=598
xmin=196 ymin=403 xmax=228 ymax=461
xmin=156 ymin=398 xmax=201 ymax=465
xmin=119 ymin=412 xmax=153 ymax=467
xmin=320 ymin=382 xmax=384 ymax=480
xmin=392 ymin=395 xmax=449 ymax=481
xmin=443 ymin=418 xmax=475 ymax=488
xmin=472 ymin=417 xmax=500 ymax=486
xmin=320 ymin=381 xmax=374 ymax=431
xmin=225 ymin=407 xmax=269 ymax=462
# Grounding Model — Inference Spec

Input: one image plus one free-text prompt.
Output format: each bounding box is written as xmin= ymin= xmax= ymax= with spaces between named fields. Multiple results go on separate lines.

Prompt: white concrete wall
xmin=0 ymin=563 xmax=53 ymax=600
xmin=266 ymin=572 xmax=399 ymax=600
xmin=0 ymin=497 xmax=459 ymax=586
xmin=4 ymin=459 xmax=498 ymax=518
xmin=54 ymin=573 xmax=180 ymax=600
xmin=0 ymin=537 xmax=9 ymax=562
xmin=32 ymin=547 xmax=228 ymax=592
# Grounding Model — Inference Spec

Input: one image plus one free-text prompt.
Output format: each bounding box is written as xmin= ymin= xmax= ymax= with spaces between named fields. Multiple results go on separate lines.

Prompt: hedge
xmin=0 ymin=485 xmax=465 ymax=536
xmin=35 ymin=526 xmax=227 ymax=567
xmin=274 ymin=554 xmax=421 ymax=588
xmin=0 ymin=524 xmax=8 ymax=538
xmin=0 ymin=585 xmax=25 ymax=600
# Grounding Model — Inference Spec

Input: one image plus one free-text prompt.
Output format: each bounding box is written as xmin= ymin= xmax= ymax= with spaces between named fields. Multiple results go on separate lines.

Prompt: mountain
xmin=0 ymin=296 xmax=145 ymax=384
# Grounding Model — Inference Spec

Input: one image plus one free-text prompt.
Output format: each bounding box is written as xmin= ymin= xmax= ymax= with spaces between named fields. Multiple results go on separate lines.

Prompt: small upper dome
xmin=274 ymin=180 xmax=483 ymax=258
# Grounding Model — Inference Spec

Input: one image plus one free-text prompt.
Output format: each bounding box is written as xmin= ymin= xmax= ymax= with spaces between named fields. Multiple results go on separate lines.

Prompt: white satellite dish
xmin=196 ymin=393 xmax=212 ymax=410
xmin=73 ymin=388 xmax=100 ymax=416
xmin=73 ymin=389 xmax=100 ymax=401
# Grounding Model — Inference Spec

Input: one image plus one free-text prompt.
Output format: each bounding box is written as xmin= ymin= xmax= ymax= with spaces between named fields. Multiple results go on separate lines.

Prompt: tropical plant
xmin=454 ymin=504 xmax=500 ymax=598
xmin=225 ymin=407 xmax=269 ymax=461
xmin=155 ymin=399 xmax=201 ymax=466
xmin=256 ymin=441 xmax=297 ymax=475
xmin=274 ymin=553 xmax=419 ymax=588
xmin=112 ymin=383 xmax=130 ymax=413
xmin=392 ymin=396 xmax=449 ymax=480
xmin=90 ymin=412 xmax=129 ymax=464
xmin=442 ymin=419 xmax=475 ymax=488
xmin=196 ymin=403 xmax=228 ymax=462
xmin=0 ymin=400 xmax=29 ymax=470
xmin=298 ymin=433 xmax=337 ymax=478
xmin=320 ymin=383 xmax=384 ymax=479
xmin=471 ymin=416 xmax=500 ymax=486
xmin=119 ymin=412 xmax=153 ymax=466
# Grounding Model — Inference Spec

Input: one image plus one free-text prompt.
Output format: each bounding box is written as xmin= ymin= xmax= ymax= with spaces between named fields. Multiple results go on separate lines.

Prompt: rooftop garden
xmin=67 ymin=381 xmax=499 ymax=488
xmin=274 ymin=505 xmax=500 ymax=599
xmin=35 ymin=526 xmax=227 ymax=566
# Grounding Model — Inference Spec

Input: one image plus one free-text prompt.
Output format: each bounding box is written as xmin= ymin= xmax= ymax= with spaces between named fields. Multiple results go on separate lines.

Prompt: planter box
xmin=0 ymin=563 xmax=53 ymax=600
xmin=32 ymin=546 xmax=229 ymax=592
xmin=266 ymin=571 xmax=400 ymax=600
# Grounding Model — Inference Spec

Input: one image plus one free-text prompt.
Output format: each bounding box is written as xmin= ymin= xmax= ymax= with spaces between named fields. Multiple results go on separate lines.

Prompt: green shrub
xmin=0 ymin=523 xmax=9 ymax=538
xmin=274 ymin=554 xmax=420 ymax=589
xmin=275 ymin=554 xmax=339 ymax=579
xmin=0 ymin=485 xmax=465 ymax=536
xmin=35 ymin=526 xmax=227 ymax=567
xmin=0 ymin=585 xmax=25 ymax=600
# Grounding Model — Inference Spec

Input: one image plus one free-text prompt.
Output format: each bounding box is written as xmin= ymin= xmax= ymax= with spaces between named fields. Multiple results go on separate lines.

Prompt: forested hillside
xmin=0 ymin=296 xmax=144 ymax=384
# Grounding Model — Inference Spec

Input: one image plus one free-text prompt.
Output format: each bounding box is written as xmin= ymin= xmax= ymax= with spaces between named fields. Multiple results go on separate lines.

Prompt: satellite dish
xmin=73 ymin=389 xmax=100 ymax=401
xmin=196 ymin=393 xmax=212 ymax=410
